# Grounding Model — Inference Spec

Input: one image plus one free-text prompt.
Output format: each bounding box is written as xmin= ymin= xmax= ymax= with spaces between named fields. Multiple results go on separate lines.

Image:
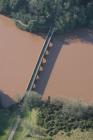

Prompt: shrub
xmin=38 ymin=100 xmax=93 ymax=136
xmin=0 ymin=0 xmax=93 ymax=32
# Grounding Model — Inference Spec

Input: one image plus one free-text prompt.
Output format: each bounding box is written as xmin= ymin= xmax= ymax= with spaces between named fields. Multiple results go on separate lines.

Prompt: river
xmin=0 ymin=15 xmax=93 ymax=106
xmin=0 ymin=15 xmax=44 ymax=107
xmin=42 ymin=30 xmax=93 ymax=104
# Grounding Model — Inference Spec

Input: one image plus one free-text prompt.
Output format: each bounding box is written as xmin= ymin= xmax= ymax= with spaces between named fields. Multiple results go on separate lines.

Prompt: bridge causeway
xmin=27 ymin=27 xmax=55 ymax=92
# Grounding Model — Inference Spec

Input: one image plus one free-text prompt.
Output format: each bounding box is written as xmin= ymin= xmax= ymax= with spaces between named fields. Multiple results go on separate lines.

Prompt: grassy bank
xmin=1 ymin=93 xmax=93 ymax=140
xmin=13 ymin=104 xmax=93 ymax=140
xmin=38 ymin=100 xmax=93 ymax=136
xmin=13 ymin=94 xmax=93 ymax=140
xmin=0 ymin=109 xmax=16 ymax=140
xmin=13 ymin=108 xmax=52 ymax=140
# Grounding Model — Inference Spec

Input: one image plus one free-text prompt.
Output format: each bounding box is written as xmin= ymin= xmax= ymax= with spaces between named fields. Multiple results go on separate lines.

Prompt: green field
xmin=0 ymin=109 xmax=16 ymax=140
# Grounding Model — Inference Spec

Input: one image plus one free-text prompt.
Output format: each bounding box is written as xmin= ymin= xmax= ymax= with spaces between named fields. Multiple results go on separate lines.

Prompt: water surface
xmin=43 ymin=30 xmax=93 ymax=104
xmin=0 ymin=15 xmax=44 ymax=106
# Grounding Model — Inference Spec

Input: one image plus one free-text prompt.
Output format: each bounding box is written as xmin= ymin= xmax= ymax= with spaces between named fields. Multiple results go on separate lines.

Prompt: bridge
xmin=26 ymin=27 xmax=55 ymax=94
xmin=8 ymin=27 xmax=55 ymax=140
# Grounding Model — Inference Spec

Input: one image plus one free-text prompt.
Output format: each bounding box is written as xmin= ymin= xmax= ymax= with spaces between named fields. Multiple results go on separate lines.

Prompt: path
xmin=7 ymin=115 xmax=21 ymax=140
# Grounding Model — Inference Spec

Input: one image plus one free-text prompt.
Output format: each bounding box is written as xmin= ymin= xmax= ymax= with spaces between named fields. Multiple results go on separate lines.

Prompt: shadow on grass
xmin=0 ymin=110 xmax=12 ymax=136
xmin=0 ymin=91 xmax=16 ymax=139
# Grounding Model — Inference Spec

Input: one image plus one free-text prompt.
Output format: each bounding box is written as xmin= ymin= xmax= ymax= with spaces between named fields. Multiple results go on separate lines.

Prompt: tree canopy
xmin=0 ymin=0 xmax=93 ymax=32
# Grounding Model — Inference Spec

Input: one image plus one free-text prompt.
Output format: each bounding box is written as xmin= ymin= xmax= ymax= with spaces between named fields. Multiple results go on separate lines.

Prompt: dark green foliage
xmin=0 ymin=0 xmax=10 ymax=15
xmin=0 ymin=0 xmax=93 ymax=32
xmin=0 ymin=109 xmax=16 ymax=137
xmin=37 ymin=101 xmax=93 ymax=136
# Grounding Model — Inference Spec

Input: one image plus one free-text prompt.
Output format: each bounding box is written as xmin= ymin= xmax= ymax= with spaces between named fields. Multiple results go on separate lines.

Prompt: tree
xmin=0 ymin=0 xmax=10 ymax=14
xmin=9 ymin=0 xmax=20 ymax=11
xmin=0 ymin=0 xmax=93 ymax=32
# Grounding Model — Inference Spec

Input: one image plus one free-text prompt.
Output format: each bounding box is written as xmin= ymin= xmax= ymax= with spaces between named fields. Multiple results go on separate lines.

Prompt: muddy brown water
xmin=0 ymin=15 xmax=93 ymax=107
xmin=42 ymin=30 xmax=93 ymax=105
xmin=0 ymin=15 xmax=44 ymax=107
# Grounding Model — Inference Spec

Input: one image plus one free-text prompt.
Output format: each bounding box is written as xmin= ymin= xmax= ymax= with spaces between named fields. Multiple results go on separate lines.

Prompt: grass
xmin=1 ymin=108 xmax=93 ymax=140
xmin=0 ymin=109 xmax=16 ymax=140
xmin=13 ymin=108 xmax=52 ymax=140
xmin=54 ymin=129 xmax=93 ymax=140
xmin=30 ymin=109 xmax=38 ymax=126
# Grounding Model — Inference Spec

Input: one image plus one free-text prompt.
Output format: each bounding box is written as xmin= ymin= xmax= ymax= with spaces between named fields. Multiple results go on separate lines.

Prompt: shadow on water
xmin=34 ymin=28 xmax=93 ymax=95
xmin=0 ymin=90 xmax=15 ymax=108
xmin=34 ymin=35 xmax=65 ymax=95
xmin=62 ymin=28 xmax=93 ymax=45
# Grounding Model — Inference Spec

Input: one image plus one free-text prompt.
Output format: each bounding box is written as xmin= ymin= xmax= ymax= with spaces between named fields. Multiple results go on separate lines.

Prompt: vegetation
xmin=54 ymin=129 xmax=93 ymax=140
xmin=13 ymin=108 xmax=52 ymax=140
xmin=0 ymin=0 xmax=93 ymax=32
xmin=12 ymin=92 xmax=93 ymax=140
xmin=1 ymin=92 xmax=93 ymax=140
xmin=0 ymin=1 xmax=93 ymax=140
xmin=0 ymin=109 xmax=16 ymax=140
xmin=38 ymin=99 xmax=93 ymax=136
xmin=13 ymin=91 xmax=52 ymax=140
